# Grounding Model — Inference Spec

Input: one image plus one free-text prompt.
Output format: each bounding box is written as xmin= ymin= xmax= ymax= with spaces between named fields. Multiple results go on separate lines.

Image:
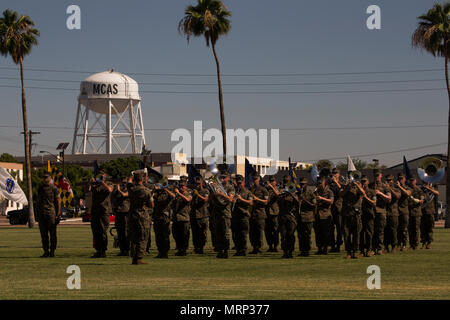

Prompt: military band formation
xmin=36 ymin=166 xmax=439 ymax=264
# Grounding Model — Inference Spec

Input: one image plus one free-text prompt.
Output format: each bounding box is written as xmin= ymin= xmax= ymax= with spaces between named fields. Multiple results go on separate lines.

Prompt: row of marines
xmin=36 ymin=168 xmax=438 ymax=264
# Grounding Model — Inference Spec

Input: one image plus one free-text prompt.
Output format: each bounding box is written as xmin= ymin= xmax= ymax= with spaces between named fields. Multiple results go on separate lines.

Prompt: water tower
xmin=71 ymin=70 xmax=146 ymax=154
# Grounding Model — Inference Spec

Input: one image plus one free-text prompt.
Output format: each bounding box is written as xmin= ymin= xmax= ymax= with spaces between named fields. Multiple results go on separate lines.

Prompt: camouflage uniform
xmin=144 ymin=183 xmax=154 ymax=254
xmin=341 ymin=183 xmax=363 ymax=257
xmin=153 ymin=188 xmax=174 ymax=258
xmin=315 ymin=186 xmax=334 ymax=254
xmin=384 ymin=186 xmax=400 ymax=251
xmin=265 ymin=185 xmax=280 ymax=251
xmin=172 ymin=188 xmax=193 ymax=255
xmin=370 ymin=181 xmax=391 ymax=253
xmin=231 ymin=186 xmax=253 ymax=255
xmin=397 ymin=184 xmax=411 ymax=249
xmin=360 ymin=187 xmax=376 ymax=255
xmin=328 ymin=180 xmax=344 ymax=251
xmin=91 ymin=182 xmax=112 ymax=255
xmin=278 ymin=190 xmax=299 ymax=258
xmin=249 ymin=185 xmax=269 ymax=253
xmin=211 ymin=182 xmax=235 ymax=258
xmin=298 ymin=187 xmax=316 ymax=256
xmin=112 ymin=183 xmax=130 ymax=255
xmin=421 ymin=189 xmax=436 ymax=247
xmin=127 ymin=182 xmax=153 ymax=262
xmin=190 ymin=187 xmax=210 ymax=253
xmin=37 ymin=183 xmax=60 ymax=255
xmin=409 ymin=186 xmax=425 ymax=249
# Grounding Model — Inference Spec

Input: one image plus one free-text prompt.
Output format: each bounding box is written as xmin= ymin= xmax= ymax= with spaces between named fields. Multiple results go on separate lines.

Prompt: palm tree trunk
xmin=446 ymin=57 xmax=450 ymax=228
xmin=211 ymin=42 xmax=227 ymax=165
xmin=19 ymin=57 xmax=35 ymax=228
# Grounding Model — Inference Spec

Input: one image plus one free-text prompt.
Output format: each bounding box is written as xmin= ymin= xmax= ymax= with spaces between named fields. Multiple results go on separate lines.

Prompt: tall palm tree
xmin=179 ymin=0 xmax=231 ymax=165
xmin=0 ymin=9 xmax=40 ymax=228
xmin=412 ymin=2 xmax=450 ymax=227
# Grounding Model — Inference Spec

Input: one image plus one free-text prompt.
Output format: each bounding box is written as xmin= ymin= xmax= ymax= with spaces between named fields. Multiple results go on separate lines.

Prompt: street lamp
xmin=56 ymin=142 xmax=70 ymax=176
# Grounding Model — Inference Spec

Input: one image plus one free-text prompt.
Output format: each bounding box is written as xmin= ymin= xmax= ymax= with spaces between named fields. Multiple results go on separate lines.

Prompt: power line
xmin=297 ymin=142 xmax=447 ymax=163
xmin=0 ymin=66 xmax=443 ymax=77
xmin=0 ymin=76 xmax=445 ymax=86
xmin=0 ymin=84 xmax=445 ymax=94
xmin=0 ymin=124 xmax=446 ymax=131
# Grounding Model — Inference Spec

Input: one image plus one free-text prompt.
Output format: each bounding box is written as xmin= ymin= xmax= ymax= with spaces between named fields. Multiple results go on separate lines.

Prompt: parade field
xmin=0 ymin=225 xmax=449 ymax=300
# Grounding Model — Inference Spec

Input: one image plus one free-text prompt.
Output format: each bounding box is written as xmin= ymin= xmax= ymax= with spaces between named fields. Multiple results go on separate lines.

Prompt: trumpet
xmin=284 ymin=182 xmax=297 ymax=193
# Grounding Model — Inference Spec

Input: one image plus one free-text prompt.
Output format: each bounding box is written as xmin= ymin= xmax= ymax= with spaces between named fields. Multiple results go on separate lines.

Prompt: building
xmin=0 ymin=162 xmax=24 ymax=215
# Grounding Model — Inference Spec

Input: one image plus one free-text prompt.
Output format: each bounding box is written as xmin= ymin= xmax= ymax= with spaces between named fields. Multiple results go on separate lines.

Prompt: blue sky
xmin=0 ymin=0 xmax=447 ymax=166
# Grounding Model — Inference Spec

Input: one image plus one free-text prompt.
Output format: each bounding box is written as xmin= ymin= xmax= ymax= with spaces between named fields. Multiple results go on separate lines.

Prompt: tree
xmin=99 ymin=157 xmax=141 ymax=181
xmin=412 ymin=2 xmax=450 ymax=227
xmin=0 ymin=153 xmax=19 ymax=163
xmin=179 ymin=0 xmax=232 ymax=164
xmin=336 ymin=158 xmax=368 ymax=172
xmin=0 ymin=9 xmax=40 ymax=228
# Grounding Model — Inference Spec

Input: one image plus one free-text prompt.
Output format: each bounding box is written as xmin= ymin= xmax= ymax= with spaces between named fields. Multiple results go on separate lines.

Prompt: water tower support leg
xmin=72 ymin=102 xmax=81 ymax=154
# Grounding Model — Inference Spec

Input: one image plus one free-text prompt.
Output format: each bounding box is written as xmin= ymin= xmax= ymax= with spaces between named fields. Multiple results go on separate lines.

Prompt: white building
xmin=0 ymin=162 xmax=24 ymax=215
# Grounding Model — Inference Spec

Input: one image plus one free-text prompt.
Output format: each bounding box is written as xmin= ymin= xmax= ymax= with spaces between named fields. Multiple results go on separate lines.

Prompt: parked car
xmin=81 ymin=212 xmax=115 ymax=223
xmin=7 ymin=207 xmax=29 ymax=225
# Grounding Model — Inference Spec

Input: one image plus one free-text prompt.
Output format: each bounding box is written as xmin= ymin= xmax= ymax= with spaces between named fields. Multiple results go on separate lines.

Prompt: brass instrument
xmin=311 ymin=160 xmax=334 ymax=184
xmin=204 ymin=162 xmax=228 ymax=196
xmin=417 ymin=157 xmax=444 ymax=208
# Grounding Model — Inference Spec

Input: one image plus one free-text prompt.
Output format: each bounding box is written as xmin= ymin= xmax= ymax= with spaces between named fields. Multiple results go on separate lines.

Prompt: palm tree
xmin=0 ymin=9 xmax=40 ymax=228
xmin=179 ymin=0 xmax=231 ymax=165
xmin=412 ymin=2 xmax=450 ymax=227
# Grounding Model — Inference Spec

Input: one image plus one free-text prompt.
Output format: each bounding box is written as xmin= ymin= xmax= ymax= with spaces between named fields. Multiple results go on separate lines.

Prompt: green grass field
xmin=0 ymin=225 xmax=449 ymax=300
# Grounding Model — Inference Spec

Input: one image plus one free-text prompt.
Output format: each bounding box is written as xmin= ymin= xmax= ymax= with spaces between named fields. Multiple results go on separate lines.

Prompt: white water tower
xmin=72 ymin=70 xmax=146 ymax=154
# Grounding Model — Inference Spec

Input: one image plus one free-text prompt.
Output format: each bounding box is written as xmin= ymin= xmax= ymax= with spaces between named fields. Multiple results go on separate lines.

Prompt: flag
xmin=93 ymin=160 xmax=99 ymax=177
xmin=51 ymin=165 xmax=63 ymax=187
xmin=227 ymin=163 xmax=236 ymax=175
xmin=187 ymin=164 xmax=202 ymax=186
xmin=59 ymin=176 xmax=74 ymax=209
xmin=47 ymin=160 xmax=51 ymax=173
xmin=49 ymin=165 xmax=74 ymax=209
xmin=289 ymin=157 xmax=300 ymax=188
xmin=0 ymin=167 xmax=28 ymax=206
xmin=245 ymin=158 xmax=256 ymax=188
xmin=403 ymin=156 xmax=412 ymax=180
xmin=146 ymin=165 xmax=163 ymax=183
xmin=311 ymin=163 xmax=319 ymax=183
xmin=347 ymin=155 xmax=356 ymax=172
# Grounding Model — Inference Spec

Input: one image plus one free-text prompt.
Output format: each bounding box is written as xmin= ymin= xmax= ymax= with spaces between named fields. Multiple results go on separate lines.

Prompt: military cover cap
xmin=385 ymin=174 xmax=394 ymax=180
xmin=397 ymin=172 xmax=405 ymax=179
xmin=373 ymin=169 xmax=382 ymax=176
xmin=180 ymin=176 xmax=188 ymax=182
xmin=269 ymin=176 xmax=277 ymax=182
xmin=219 ymin=172 xmax=229 ymax=179
xmin=332 ymin=168 xmax=340 ymax=174
xmin=194 ymin=176 xmax=203 ymax=182
xmin=409 ymin=175 xmax=417 ymax=181
xmin=235 ymin=175 xmax=244 ymax=183
xmin=43 ymin=173 xmax=51 ymax=179
xmin=299 ymin=177 xmax=308 ymax=184
xmin=251 ymin=172 xmax=261 ymax=180
xmin=282 ymin=175 xmax=291 ymax=183
xmin=361 ymin=175 xmax=369 ymax=182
